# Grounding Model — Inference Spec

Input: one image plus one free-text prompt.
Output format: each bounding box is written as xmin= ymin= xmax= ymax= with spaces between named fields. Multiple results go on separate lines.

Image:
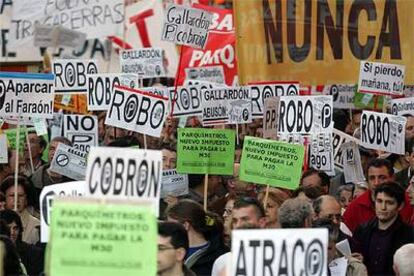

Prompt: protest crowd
xmin=2 ymin=0 xmax=414 ymax=275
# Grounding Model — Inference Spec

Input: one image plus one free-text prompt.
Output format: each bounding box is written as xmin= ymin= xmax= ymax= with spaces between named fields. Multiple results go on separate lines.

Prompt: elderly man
xmin=278 ymin=198 xmax=313 ymax=228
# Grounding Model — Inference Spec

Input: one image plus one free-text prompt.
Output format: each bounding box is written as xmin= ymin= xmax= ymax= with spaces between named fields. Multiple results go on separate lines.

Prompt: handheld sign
xmin=161 ymin=170 xmax=189 ymax=198
xmin=319 ymin=84 xmax=356 ymax=110
xmin=342 ymin=141 xmax=366 ymax=184
xmin=105 ymin=85 xmax=169 ymax=138
xmin=86 ymin=147 xmax=162 ymax=215
xmin=63 ymin=114 xmax=98 ymax=153
xmin=161 ymin=4 xmax=213 ymax=49
xmin=185 ymin=65 xmax=225 ymax=84
xmin=263 ymin=97 xmax=280 ymax=140
xmin=239 ymin=136 xmax=305 ymax=190
xmin=34 ymin=24 xmax=86 ymax=48
xmin=309 ymin=133 xmax=334 ymax=172
xmin=39 ymin=181 xmax=85 ymax=242
xmin=358 ymin=61 xmax=405 ymax=96
xmin=278 ymin=95 xmax=333 ymax=134
xmin=53 ymin=59 xmax=98 ymax=94
xmin=49 ymin=199 xmax=156 ymax=276
xmin=0 ymin=134 xmax=7 ymax=164
xmin=232 ymin=228 xmax=328 ymax=276
xmin=360 ymin=110 xmax=406 ymax=154
xmin=49 ymin=143 xmax=87 ymax=181
xmin=0 ymin=72 xmax=54 ymax=119
xmin=390 ymin=97 xmax=414 ymax=116
xmin=332 ymin=129 xmax=359 ymax=171
xmin=177 ymin=128 xmax=235 ymax=175
xmin=249 ymin=82 xmax=299 ymax=118
xmin=120 ymin=48 xmax=165 ymax=78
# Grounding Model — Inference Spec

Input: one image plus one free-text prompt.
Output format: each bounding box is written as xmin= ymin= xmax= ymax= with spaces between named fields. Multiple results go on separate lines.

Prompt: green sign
xmin=177 ymin=128 xmax=235 ymax=175
xmin=354 ymin=91 xmax=384 ymax=110
xmin=239 ymin=136 xmax=305 ymax=190
xmin=4 ymin=127 xmax=49 ymax=162
xmin=49 ymin=200 xmax=157 ymax=276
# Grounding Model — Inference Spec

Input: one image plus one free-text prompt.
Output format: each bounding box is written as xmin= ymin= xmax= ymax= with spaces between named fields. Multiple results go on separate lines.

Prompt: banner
xmin=234 ymin=0 xmax=414 ymax=85
xmin=105 ymin=85 xmax=169 ymax=138
xmin=390 ymin=97 xmax=414 ymax=116
xmin=161 ymin=169 xmax=189 ymax=198
xmin=176 ymin=4 xmax=237 ymax=86
xmin=85 ymin=147 xmax=162 ymax=215
xmin=49 ymin=199 xmax=156 ymax=276
xmin=239 ymin=136 xmax=305 ymax=190
xmin=0 ymin=72 xmax=54 ymax=119
xmin=119 ymin=48 xmax=165 ymax=78
xmin=49 ymin=143 xmax=87 ymax=181
xmin=278 ymin=95 xmax=333 ymax=134
xmin=231 ymin=228 xmax=328 ymax=275
xmin=39 ymin=181 xmax=85 ymax=242
xmin=176 ymin=128 xmax=235 ymax=175
xmin=360 ymin=111 xmax=406 ymax=154
xmin=63 ymin=114 xmax=98 ymax=153
xmin=53 ymin=59 xmax=98 ymax=94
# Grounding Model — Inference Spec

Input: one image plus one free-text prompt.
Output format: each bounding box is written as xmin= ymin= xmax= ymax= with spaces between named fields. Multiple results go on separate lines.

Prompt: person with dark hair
xmin=22 ymin=131 xmax=47 ymax=177
xmin=343 ymin=158 xmax=413 ymax=233
xmin=335 ymin=184 xmax=354 ymax=211
xmin=0 ymin=149 xmax=16 ymax=183
xmin=231 ymin=197 xmax=266 ymax=229
xmin=352 ymin=182 xmax=414 ymax=275
xmin=403 ymin=114 xmax=414 ymax=140
xmin=166 ymin=199 xmax=228 ymax=276
xmin=300 ymin=169 xmax=330 ymax=196
xmin=0 ymin=235 xmax=25 ymax=276
xmin=313 ymin=195 xmax=342 ymax=228
xmin=0 ymin=209 xmax=44 ymax=275
xmin=395 ymin=138 xmax=414 ymax=188
xmin=0 ymin=176 xmax=40 ymax=244
xmin=158 ymin=221 xmax=195 ymax=276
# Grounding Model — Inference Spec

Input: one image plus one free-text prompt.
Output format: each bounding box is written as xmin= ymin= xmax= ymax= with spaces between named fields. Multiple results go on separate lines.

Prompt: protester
xmin=231 ymin=197 xmax=266 ymax=229
xmin=393 ymin=243 xmax=414 ymax=276
xmin=352 ymin=182 xmax=414 ymax=275
xmin=0 ymin=149 xmax=16 ymax=183
xmin=395 ymin=138 xmax=414 ymax=188
xmin=257 ymin=188 xmax=289 ymax=228
xmin=0 ymin=233 xmax=26 ymax=276
xmin=313 ymin=195 xmax=342 ymax=227
xmin=21 ymin=132 xmax=46 ymax=177
xmin=335 ymin=184 xmax=354 ymax=211
xmin=278 ymin=198 xmax=313 ymax=228
xmin=300 ymin=169 xmax=330 ymax=197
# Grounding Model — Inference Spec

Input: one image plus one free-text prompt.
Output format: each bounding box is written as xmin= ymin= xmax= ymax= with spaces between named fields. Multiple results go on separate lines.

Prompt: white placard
xmin=52 ymin=59 xmax=98 ymax=94
xmin=120 ymin=48 xmax=165 ymax=78
xmin=315 ymin=84 xmax=356 ymax=110
xmin=85 ymin=147 xmax=162 ymax=216
xmin=249 ymin=82 xmax=299 ymax=118
xmin=161 ymin=4 xmax=213 ymax=49
xmin=329 ymin=257 xmax=348 ymax=276
xmin=342 ymin=141 xmax=366 ymax=183
xmin=105 ymin=85 xmax=169 ymax=138
xmin=63 ymin=114 xmax=98 ymax=153
xmin=39 ymin=181 xmax=85 ymax=242
xmin=33 ymin=118 xmax=48 ymax=136
xmin=278 ymin=95 xmax=333 ymax=134
xmin=263 ymin=97 xmax=279 ymax=140
xmin=202 ymin=86 xmax=251 ymax=126
xmin=34 ymin=24 xmax=86 ymax=49
xmin=87 ymin=73 xmax=138 ymax=111
xmin=332 ymin=129 xmax=359 ymax=171
xmin=0 ymin=134 xmax=8 ymax=164
xmin=310 ymin=133 xmax=334 ymax=172
xmin=231 ymin=228 xmax=328 ymax=275
xmin=49 ymin=143 xmax=87 ymax=181
xmin=360 ymin=110 xmax=406 ymax=154
xmin=358 ymin=61 xmax=405 ymax=96
xmin=185 ymin=65 xmax=225 ymax=84
xmin=390 ymin=97 xmax=414 ymax=116
xmin=0 ymin=72 xmax=54 ymax=119
xmin=161 ymin=169 xmax=189 ymax=198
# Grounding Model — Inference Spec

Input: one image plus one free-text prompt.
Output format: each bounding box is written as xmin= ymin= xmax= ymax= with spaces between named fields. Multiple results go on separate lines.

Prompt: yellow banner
xmin=234 ymin=0 xmax=414 ymax=85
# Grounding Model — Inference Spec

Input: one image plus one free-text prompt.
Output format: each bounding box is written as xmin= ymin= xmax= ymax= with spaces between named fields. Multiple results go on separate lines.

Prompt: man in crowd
xmin=278 ymin=198 xmax=313 ymax=228
xmin=313 ymin=195 xmax=342 ymax=228
xmin=158 ymin=221 xmax=195 ymax=276
xmin=231 ymin=197 xmax=266 ymax=229
xmin=395 ymin=138 xmax=414 ymax=188
xmin=300 ymin=169 xmax=330 ymax=196
xmin=343 ymin=158 xmax=413 ymax=232
xmin=21 ymin=131 xmax=46 ymax=177
xmin=352 ymin=182 xmax=414 ymax=275
xmin=393 ymin=244 xmax=414 ymax=276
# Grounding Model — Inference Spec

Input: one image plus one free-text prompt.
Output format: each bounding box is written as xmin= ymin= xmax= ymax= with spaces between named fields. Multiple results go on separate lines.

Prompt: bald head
xmin=313 ymin=195 xmax=342 ymax=226
xmin=394 ymin=244 xmax=414 ymax=276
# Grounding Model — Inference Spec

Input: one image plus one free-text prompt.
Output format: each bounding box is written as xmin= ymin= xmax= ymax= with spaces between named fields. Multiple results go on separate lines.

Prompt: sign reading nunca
xmin=234 ymin=0 xmax=414 ymax=85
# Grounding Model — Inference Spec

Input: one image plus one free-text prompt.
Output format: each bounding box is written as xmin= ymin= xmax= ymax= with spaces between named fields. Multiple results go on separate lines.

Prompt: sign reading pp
xmin=106 ymin=85 xmax=169 ymax=137
xmin=63 ymin=115 xmax=98 ymax=153
xmin=53 ymin=59 xmax=98 ymax=94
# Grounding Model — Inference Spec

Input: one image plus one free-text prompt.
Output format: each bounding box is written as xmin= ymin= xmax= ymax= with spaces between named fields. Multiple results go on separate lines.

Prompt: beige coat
xmin=20 ymin=209 xmax=40 ymax=245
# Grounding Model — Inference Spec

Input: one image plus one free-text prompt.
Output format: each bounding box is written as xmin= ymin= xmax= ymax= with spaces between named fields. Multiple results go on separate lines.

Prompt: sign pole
xmin=263 ymin=185 xmax=270 ymax=211
xmin=24 ymin=127 xmax=35 ymax=174
xmin=14 ymin=119 xmax=21 ymax=211
xmin=203 ymin=174 xmax=208 ymax=211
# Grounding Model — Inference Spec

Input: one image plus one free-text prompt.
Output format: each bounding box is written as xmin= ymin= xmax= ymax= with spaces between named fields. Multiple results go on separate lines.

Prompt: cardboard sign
xmin=360 ymin=111 xmax=406 ymax=154
xmin=39 ymin=181 xmax=85 ymax=242
xmin=105 ymin=85 xmax=169 ymax=138
xmin=88 ymin=73 xmax=138 ymax=111
xmin=33 ymin=117 xmax=48 ymax=136
xmin=176 ymin=4 xmax=237 ymax=86
xmin=239 ymin=136 xmax=305 ymax=190
xmin=34 ymin=24 xmax=86 ymax=48
xmin=342 ymin=141 xmax=366 ymax=183
xmin=49 ymin=143 xmax=87 ymax=181
xmin=278 ymin=95 xmax=333 ymax=134
xmin=202 ymin=86 xmax=251 ymax=126
xmin=53 ymin=59 xmax=98 ymax=94
xmin=63 ymin=115 xmax=98 ymax=153
xmin=231 ymin=228 xmax=328 ymax=275
xmin=161 ymin=169 xmax=189 ymax=198
xmin=332 ymin=129 xmax=359 ymax=171
xmin=85 ymin=147 xmax=162 ymax=215
xmin=162 ymin=4 xmax=213 ymax=49
xmin=185 ymin=65 xmax=225 ymax=84
xmin=390 ymin=97 xmax=414 ymax=116
xmin=120 ymin=48 xmax=165 ymax=78
xmin=49 ymin=199 xmax=156 ymax=276
xmin=263 ymin=97 xmax=279 ymax=140
xmin=310 ymin=133 xmax=334 ymax=172
xmin=249 ymin=82 xmax=299 ymax=118
xmin=171 ymin=82 xmax=215 ymax=117
xmin=0 ymin=72 xmax=54 ymax=119
xmin=358 ymin=61 xmax=405 ymax=96
xmin=0 ymin=134 xmax=8 ymax=164
xmin=10 ymin=0 xmax=124 ymax=46
xmin=312 ymin=84 xmax=356 ymax=110
xmin=177 ymin=128 xmax=235 ymax=175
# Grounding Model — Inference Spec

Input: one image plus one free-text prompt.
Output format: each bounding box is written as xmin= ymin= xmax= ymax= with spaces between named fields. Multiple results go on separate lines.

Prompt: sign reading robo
xmin=53 ymin=59 xmax=98 ymax=94
xmin=0 ymin=72 xmax=54 ymax=119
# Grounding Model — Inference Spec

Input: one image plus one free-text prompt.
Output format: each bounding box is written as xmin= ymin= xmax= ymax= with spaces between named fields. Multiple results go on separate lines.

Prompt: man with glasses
xmin=313 ymin=195 xmax=342 ymax=227
xmin=158 ymin=221 xmax=196 ymax=276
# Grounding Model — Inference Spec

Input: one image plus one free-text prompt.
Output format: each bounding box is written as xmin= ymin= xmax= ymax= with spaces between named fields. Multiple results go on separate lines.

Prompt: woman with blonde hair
xmin=258 ymin=187 xmax=290 ymax=228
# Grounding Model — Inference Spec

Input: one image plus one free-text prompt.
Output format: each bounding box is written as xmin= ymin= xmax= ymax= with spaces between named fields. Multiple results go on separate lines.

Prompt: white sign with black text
xmin=390 ymin=97 xmax=414 ymax=116
xmin=310 ymin=133 xmax=334 ymax=172
xmin=34 ymin=24 xmax=86 ymax=49
xmin=63 ymin=114 xmax=98 ymax=153
xmin=86 ymin=147 xmax=162 ymax=216
xmin=161 ymin=170 xmax=189 ymax=198
xmin=120 ymin=48 xmax=165 ymax=78
xmin=0 ymin=134 xmax=7 ymax=164
xmin=332 ymin=129 xmax=359 ymax=171
xmin=185 ymin=65 xmax=225 ymax=84
xmin=342 ymin=141 xmax=366 ymax=183
xmin=53 ymin=59 xmax=98 ymax=94
xmin=360 ymin=111 xmax=406 ymax=154
xmin=49 ymin=143 xmax=87 ymax=181
xmin=231 ymin=228 xmax=328 ymax=276
xmin=39 ymin=181 xmax=85 ymax=242
xmin=106 ymin=85 xmax=169 ymax=137
xmin=316 ymin=84 xmax=356 ymax=110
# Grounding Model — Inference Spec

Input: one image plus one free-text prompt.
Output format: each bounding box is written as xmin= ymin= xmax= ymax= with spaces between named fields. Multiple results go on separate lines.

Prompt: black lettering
xmin=235 ymin=241 xmax=247 ymax=276
xmin=249 ymin=240 xmax=260 ymax=276
xmin=263 ymin=0 xmax=283 ymax=63
xmin=375 ymin=0 xmax=401 ymax=59
xmin=287 ymin=0 xmax=312 ymax=62
xmin=278 ymin=240 xmax=288 ymax=275
xmin=263 ymin=240 xmax=274 ymax=276
xmin=113 ymin=159 xmax=124 ymax=195
xmin=126 ymin=160 xmax=136 ymax=196
xmin=88 ymin=158 xmax=101 ymax=193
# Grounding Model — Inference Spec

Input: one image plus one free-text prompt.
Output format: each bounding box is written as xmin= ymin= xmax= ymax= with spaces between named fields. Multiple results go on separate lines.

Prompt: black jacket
xmin=351 ymin=216 xmax=414 ymax=275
